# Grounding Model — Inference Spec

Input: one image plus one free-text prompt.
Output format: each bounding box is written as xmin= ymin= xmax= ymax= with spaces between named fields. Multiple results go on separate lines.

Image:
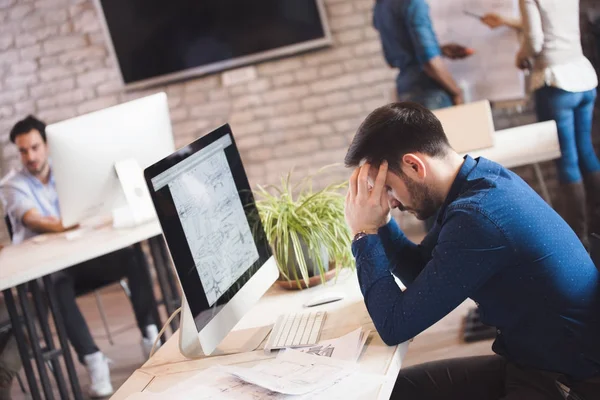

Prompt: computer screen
xmin=146 ymin=125 xmax=272 ymax=333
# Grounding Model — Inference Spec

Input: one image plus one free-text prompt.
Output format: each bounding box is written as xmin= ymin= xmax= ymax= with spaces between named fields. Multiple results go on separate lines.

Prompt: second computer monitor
xmin=46 ymin=92 xmax=175 ymax=227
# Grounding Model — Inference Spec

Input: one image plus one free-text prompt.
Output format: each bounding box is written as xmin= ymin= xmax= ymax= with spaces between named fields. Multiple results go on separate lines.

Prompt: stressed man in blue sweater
xmin=344 ymin=102 xmax=600 ymax=399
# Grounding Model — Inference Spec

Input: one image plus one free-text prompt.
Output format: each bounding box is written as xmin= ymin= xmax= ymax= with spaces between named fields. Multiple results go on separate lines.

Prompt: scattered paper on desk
xmin=298 ymin=327 xmax=371 ymax=362
xmin=220 ymin=349 xmax=356 ymax=395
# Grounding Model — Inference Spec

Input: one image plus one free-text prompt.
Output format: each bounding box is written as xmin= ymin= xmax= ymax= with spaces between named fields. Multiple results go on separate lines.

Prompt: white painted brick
xmin=87 ymin=32 xmax=105 ymax=46
xmin=183 ymin=91 xmax=207 ymax=105
xmin=30 ymin=77 xmax=75 ymax=98
xmin=247 ymin=78 xmax=271 ymax=93
xmin=329 ymin=14 xmax=365 ymax=31
xmin=208 ymin=88 xmax=228 ymax=102
xmin=0 ymin=34 xmax=13 ymax=51
xmin=309 ymin=123 xmax=334 ymax=136
xmin=363 ymin=98 xmax=386 ymax=113
xmin=275 ymin=138 xmax=320 ymax=157
xmin=0 ymin=89 xmax=27 ymax=106
xmin=309 ymin=74 xmax=358 ymax=93
xmin=319 ymin=63 xmax=344 ymax=78
xmin=36 ymin=87 xmax=94 ymax=109
xmin=360 ymin=68 xmax=394 ymax=84
xmin=20 ymin=44 xmax=43 ymax=60
xmin=73 ymin=9 xmax=100 ymax=33
xmin=69 ymin=1 xmax=90 ymax=18
xmin=257 ymin=58 xmax=303 ymax=75
xmin=364 ymin=26 xmax=379 ymax=39
xmin=35 ymin=0 xmax=69 ymax=9
xmin=262 ymin=85 xmax=309 ymax=104
xmin=325 ymin=91 xmax=350 ymax=106
xmin=0 ymin=0 xmax=16 ymax=10
xmin=246 ymin=147 xmax=273 ymax=162
xmin=294 ymin=67 xmax=318 ymax=83
xmin=232 ymin=121 xmax=266 ymax=137
xmin=72 ymin=59 xmax=105 ymax=74
xmin=334 ymin=118 xmax=361 ymax=133
xmin=0 ymin=105 xmax=14 ymax=119
xmin=43 ymin=10 xmax=68 ymax=25
xmin=189 ymin=101 xmax=231 ymax=118
xmin=172 ymin=119 xmax=211 ymax=137
xmin=236 ymin=135 xmax=262 ymax=150
xmin=21 ymin=14 xmax=43 ymax=30
xmin=253 ymin=105 xmax=276 ymax=118
xmin=354 ymin=40 xmax=382 ymax=57
xmin=335 ymin=28 xmax=363 ymax=45
xmin=232 ymin=95 xmax=262 ymax=110
xmin=262 ymin=130 xmax=286 ymax=145
xmin=76 ymin=69 xmax=111 ymax=87
xmin=0 ymin=49 xmax=18 ymax=65
xmin=229 ymin=84 xmax=248 ymax=97
xmin=316 ymin=103 xmax=363 ymax=121
xmin=328 ymin=3 xmax=353 ymax=16
xmin=76 ymin=95 xmax=119 ymax=115
xmin=273 ymin=101 xmax=301 ymax=115
xmin=354 ymin=0 xmax=374 ymax=11
xmin=15 ymin=33 xmax=36 ymax=48
xmin=36 ymin=106 xmax=77 ymax=123
xmin=169 ymin=107 xmax=188 ymax=123
xmin=44 ymin=35 xmax=87 ymax=55
xmin=269 ymin=113 xmax=315 ymax=130
xmin=184 ymin=76 xmax=219 ymax=93
xmin=301 ymin=95 xmax=327 ymax=111
xmin=229 ymin=110 xmax=254 ymax=124
xmin=96 ymin=80 xmax=123 ymax=96
xmin=321 ymin=135 xmax=347 ymax=149
xmin=343 ymin=58 xmax=371 ymax=72
xmin=11 ymin=60 xmax=38 ymax=75
xmin=304 ymin=47 xmax=353 ymax=67
xmin=272 ymin=72 xmax=295 ymax=87
xmin=39 ymin=65 xmax=73 ymax=81
xmin=4 ymin=73 xmax=38 ymax=90
xmin=14 ymin=100 xmax=35 ymax=115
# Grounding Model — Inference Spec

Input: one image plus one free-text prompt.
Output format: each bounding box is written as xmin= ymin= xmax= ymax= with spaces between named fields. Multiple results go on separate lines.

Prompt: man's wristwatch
xmin=352 ymin=231 xmax=370 ymax=243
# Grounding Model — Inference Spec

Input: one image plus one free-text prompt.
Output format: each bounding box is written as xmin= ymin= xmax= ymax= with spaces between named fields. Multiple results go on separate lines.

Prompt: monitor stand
xmin=113 ymin=159 xmax=157 ymax=229
xmin=179 ymin=294 xmax=273 ymax=359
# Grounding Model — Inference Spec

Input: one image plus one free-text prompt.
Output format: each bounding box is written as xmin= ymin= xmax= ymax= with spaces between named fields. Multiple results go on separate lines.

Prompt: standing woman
xmin=517 ymin=0 xmax=600 ymax=248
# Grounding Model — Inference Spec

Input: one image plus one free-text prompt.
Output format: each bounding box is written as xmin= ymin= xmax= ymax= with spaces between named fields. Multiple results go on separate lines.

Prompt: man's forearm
xmin=423 ymin=56 xmax=462 ymax=97
xmin=23 ymin=216 xmax=65 ymax=234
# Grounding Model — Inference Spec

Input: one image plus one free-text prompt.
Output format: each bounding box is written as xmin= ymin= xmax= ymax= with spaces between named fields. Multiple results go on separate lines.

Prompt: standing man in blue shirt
xmin=344 ymin=102 xmax=600 ymax=399
xmin=373 ymin=0 xmax=472 ymax=109
xmin=0 ymin=116 xmax=161 ymax=399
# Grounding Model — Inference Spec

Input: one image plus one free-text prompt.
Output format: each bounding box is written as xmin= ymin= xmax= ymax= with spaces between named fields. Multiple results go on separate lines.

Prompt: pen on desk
xmin=555 ymin=381 xmax=584 ymax=400
xmin=463 ymin=10 xmax=483 ymax=19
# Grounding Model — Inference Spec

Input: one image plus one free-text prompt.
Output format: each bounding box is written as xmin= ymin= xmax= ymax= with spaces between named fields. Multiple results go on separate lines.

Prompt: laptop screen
xmin=145 ymin=124 xmax=271 ymax=332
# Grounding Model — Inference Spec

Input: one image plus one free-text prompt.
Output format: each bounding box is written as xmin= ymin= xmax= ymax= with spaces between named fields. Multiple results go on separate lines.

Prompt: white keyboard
xmin=264 ymin=311 xmax=326 ymax=353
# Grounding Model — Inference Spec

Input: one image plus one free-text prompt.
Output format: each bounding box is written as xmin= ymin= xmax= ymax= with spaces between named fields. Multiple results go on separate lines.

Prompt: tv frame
xmin=93 ymin=0 xmax=333 ymax=90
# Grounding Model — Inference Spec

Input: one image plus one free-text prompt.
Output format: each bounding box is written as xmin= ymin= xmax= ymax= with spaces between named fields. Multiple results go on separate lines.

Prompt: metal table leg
xmin=533 ymin=163 xmax=553 ymax=207
xmin=157 ymin=238 xmax=180 ymax=310
xmin=133 ymin=243 xmax=165 ymax=342
xmin=29 ymin=280 xmax=69 ymax=399
xmin=42 ymin=275 xmax=83 ymax=400
xmin=16 ymin=284 xmax=54 ymax=400
xmin=148 ymin=236 xmax=179 ymax=333
xmin=2 ymin=288 xmax=41 ymax=400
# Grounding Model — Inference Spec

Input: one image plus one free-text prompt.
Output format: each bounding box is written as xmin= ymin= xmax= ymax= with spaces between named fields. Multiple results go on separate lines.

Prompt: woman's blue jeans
xmin=535 ymin=86 xmax=600 ymax=183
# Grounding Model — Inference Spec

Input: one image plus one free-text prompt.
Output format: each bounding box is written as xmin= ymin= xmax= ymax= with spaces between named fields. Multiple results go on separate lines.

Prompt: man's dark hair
xmin=9 ymin=115 xmax=47 ymax=144
xmin=344 ymin=102 xmax=451 ymax=174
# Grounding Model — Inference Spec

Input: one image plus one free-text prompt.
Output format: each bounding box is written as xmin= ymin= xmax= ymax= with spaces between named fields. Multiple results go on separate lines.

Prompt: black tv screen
xmin=97 ymin=0 xmax=331 ymax=88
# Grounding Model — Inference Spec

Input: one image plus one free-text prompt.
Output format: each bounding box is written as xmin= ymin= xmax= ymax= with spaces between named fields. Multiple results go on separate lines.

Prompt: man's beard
xmin=28 ymin=160 xmax=47 ymax=176
xmin=401 ymin=175 xmax=438 ymax=221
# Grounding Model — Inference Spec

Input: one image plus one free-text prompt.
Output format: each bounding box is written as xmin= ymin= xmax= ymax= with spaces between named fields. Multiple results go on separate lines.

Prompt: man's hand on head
xmin=345 ymin=161 xmax=391 ymax=237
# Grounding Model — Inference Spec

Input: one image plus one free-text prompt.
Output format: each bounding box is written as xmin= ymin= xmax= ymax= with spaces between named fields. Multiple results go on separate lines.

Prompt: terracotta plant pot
xmin=275 ymin=262 xmax=338 ymax=290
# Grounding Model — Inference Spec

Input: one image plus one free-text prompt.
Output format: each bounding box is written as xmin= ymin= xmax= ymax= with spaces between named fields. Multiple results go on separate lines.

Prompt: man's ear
xmin=401 ymin=154 xmax=427 ymax=179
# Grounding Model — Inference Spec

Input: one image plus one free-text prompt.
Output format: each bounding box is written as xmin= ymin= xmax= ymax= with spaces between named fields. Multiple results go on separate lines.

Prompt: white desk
xmin=0 ymin=219 xmax=162 ymax=292
xmin=111 ymin=270 xmax=409 ymax=400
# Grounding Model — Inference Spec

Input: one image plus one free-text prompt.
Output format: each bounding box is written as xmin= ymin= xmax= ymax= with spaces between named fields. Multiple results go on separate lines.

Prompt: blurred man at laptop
xmin=0 ymin=115 xmax=161 ymax=398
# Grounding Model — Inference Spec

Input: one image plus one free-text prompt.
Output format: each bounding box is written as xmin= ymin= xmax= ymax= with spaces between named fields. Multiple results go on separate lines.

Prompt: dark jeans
xmin=51 ymin=246 xmax=155 ymax=364
xmin=391 ymin=355 xmax=600 ymax=400
xmin=535 ymin=86 xmax=600 ymax=183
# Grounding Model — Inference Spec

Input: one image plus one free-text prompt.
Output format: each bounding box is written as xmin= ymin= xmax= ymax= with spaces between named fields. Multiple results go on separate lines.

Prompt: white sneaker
xmin=141 ymin=324 xmax=161 ymax=359
xmin=83 ymin=351 xmax=113 ymax=398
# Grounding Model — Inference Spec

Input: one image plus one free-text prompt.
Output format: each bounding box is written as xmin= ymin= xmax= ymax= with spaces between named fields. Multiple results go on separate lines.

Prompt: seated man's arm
xmin=2 ymin=184 xmax=66 ymax=235
xmin=354 ymin=207 xmax=512 ymax=345
xmin=377 ymin=217 xmax=436 ymax=285
xmin=405 ymin=1 xmax=463 ymax=104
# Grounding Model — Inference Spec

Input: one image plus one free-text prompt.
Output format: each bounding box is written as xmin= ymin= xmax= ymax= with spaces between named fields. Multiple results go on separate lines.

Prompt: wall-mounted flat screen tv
xmin=95 ymin=0 xmax=332 ymax=89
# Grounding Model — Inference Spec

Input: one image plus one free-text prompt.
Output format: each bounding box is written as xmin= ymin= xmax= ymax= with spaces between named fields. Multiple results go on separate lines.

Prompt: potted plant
xmin=253 ymin=167 xmax=353 ymax=289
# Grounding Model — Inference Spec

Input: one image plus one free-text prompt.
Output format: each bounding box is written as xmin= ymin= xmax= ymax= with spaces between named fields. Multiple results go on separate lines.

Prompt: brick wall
xmin=0 ymin=0 xmax=599 ymax=232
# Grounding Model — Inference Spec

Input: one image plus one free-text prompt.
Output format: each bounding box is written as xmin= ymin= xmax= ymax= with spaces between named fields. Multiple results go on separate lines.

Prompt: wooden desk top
xmin=0 ymin=219 xmax=162 ymax=291
xmin=111 ymin=271 xmax=409 ymax=400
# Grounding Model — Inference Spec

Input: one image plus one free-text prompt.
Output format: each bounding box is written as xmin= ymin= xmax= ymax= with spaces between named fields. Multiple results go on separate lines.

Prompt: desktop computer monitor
xmin=144 ymin=124 xmax=278 ymax=356
xmin=46 ymin=92 xmax=175 ymax=227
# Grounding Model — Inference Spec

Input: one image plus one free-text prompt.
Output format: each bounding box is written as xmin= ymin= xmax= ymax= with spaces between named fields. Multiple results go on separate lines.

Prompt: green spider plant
xmin=252 ymin=166 xmax=354 ymax=289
